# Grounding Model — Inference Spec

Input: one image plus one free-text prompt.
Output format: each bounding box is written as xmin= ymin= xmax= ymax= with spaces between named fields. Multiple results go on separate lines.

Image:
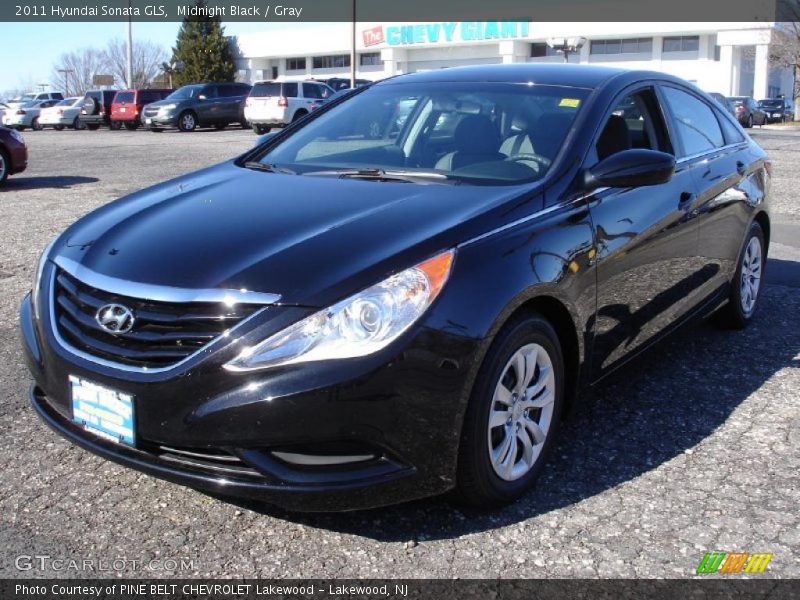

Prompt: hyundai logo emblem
xmin=95 ymin=303 xmax=135 ymax=334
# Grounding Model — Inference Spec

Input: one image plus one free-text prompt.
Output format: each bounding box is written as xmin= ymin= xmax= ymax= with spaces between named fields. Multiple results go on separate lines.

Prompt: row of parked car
xmin=0 ymin=77 xmax=371 ymax=135
xmin=709 ymin=92 xmax=795 ymax=128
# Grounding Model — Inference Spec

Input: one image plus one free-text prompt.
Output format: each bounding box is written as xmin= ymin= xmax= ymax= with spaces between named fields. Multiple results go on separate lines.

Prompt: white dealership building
xmin=235 ymin=21 xmax=794 ymax=99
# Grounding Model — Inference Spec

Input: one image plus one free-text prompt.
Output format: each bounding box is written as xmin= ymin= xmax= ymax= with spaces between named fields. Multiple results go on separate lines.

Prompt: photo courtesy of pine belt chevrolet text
xmin=20 ymin=64 xmax=770 ymax=512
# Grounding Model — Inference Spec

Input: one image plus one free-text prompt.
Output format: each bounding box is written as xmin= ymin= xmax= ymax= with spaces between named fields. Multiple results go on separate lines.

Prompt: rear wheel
xmin=292 ymin=110 xmax=307 ymax=123
xmin=717 ymin=222 xmax=765 ymax=329
xmin=31 ymin=117 xmax=42 ymax=131
xmin=178 ymin=111 xmax=197 ymax=132
xmin=746 ymin=114 xmax=753 ymax=128
xmin=0 ymin=148 xmax=9 ymax=185
xmin=72 ymin=116 xmax=85 ymax=130
xmin=456 ymin=313 xmax=564 ymax=508
xmin=252 ymin=124 xmax=267 ymax=135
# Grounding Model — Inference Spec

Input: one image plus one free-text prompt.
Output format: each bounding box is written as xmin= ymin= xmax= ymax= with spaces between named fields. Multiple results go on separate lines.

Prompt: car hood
xmin=56 ymin=161 xmax=538 ymax=307
xmin=145 ymin=99 xmax=184 ymax=108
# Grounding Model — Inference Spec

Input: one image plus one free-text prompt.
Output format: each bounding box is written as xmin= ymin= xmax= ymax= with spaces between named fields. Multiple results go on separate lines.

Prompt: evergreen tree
xmin=171 ymin=0 xmax=236 ymax=86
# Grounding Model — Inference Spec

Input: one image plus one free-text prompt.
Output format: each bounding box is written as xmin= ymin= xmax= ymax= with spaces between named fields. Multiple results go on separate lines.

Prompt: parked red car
xmin=110 ymin=89 xmax=173 ymax=130
xmin=0 ymin=125 xmax=27 ymax=186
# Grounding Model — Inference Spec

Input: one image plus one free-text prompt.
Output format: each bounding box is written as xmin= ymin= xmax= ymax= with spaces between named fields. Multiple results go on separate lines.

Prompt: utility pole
xmin=57 ymin=69 xmax=74 ymax=96
xmin=350 ymin=0 xmax=356 ymax=88
xmin=126 ymin=0 xmax=134 ymax=88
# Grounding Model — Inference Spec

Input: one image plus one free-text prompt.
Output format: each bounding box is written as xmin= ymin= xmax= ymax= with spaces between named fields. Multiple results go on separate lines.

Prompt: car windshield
xmin=251 ymin=82 xmax=589 ymax=185
xmin=115 ymin=91 xmax=135 ymax=103
xmin=166 ymin=85 xmax=205 ymax=100
xmin=758 ymin=99 xmax=782 ymax=108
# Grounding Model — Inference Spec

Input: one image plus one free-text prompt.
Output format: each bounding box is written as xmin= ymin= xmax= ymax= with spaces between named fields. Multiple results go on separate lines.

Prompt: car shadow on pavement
xmin=221 ymin=286 xmax=799 ymax=541
xmin=0 ymin=175 xmax=99 ymax=190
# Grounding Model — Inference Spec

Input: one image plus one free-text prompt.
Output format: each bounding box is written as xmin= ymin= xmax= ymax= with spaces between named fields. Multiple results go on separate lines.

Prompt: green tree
xmin=171 ymin=0 xmax=236 ymax=86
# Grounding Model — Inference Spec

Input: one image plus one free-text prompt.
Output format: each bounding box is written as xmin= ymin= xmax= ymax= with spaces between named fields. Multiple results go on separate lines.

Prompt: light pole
xmin=546 ymin=37 xmax=587 ymax=63
xmin=350 ymin=0 xmax=356 ymax=88
xmin=57 ymin=68 xmax=74 ymax=96
xmin=126 ymin=0 xmax=134 ymax=87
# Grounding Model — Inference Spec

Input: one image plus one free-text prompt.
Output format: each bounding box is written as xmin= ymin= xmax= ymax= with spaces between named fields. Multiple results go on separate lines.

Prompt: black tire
xmin=252 ymin=125 xmax=267 ymax=135
xmin=716 ymin=221 xmax=766 ymax=329
xmin=86 ymin=124 xmax=100 ymax=131
xmin=745 ymin=115 xmax=753 ymax=129
xmin=109 ymin=120 xmax=122 ymax=130
xmin=124 ymin=122 xmax=138 ymax=131
xmin=240 ymin=120 xmax=249 ymax=129
xmin=177 ymin=111 xmax=197 ymax=132
xmin=72 ymin=116 xmax=85 ymax=130
xmin=0 ymin=147 xmax=9 ymax=186
xmin=31 ymin=117 xmax=42 ymax=131
xmin=291 ymin=110 xmax=307 ymax=123
xmin=455 ymin=312 xmax=565 ymax=508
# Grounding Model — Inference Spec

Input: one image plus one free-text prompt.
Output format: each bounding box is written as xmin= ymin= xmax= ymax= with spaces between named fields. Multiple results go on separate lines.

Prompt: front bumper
xmin=143 ymin=112 xmax=178 ymax=127
xmin=20 ymin=286 xmax=480 ymax=511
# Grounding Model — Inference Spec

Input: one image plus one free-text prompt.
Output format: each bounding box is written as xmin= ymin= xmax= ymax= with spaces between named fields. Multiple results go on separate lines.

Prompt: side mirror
xmin=254 ymin=131 xmax=279 ymax=147
xmin=584 ymin=149 xmax=676 ymax=190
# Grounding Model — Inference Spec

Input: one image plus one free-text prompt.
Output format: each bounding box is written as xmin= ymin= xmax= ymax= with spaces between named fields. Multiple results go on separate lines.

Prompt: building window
xmin=590 ymin=38 xmax=653 ymax=55
xmin=530 ymin=43 xmax=560 ymax=57
xmin=285 ymin=57 xmax=306 ymax=71
xmin=312 ymin=54 xmax=351 ymax=69
xmin=360 ymin=52 xmax=381 ymax=66
xmin=663 ymin=36 xmax=700 ymax=53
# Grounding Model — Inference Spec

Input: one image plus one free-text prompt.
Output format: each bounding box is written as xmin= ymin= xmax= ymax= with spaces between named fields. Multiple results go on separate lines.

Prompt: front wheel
xmin=177 ymin=111 xmax=197 ymax=132
xmin=716 ymin=221 xmax=766 ymax=329
xmin=31 ymin=117 xmax=42 ymax=131
xmin=456 ymin=313 xmax=564 ymax=508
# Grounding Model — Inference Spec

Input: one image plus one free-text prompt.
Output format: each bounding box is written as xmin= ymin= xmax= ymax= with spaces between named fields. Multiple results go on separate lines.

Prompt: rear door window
xmin=283 ymin=82 xmax=299 ymax=98
xmin=303 ymin=83 xmax=323 ymax=99
xmin=660 ymin=86 xmax=724 ymax=157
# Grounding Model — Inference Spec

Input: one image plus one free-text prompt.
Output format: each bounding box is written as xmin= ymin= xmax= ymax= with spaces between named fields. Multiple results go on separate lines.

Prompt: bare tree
xmin=104 ymin=38 xmax=169 ymax=88
xmin=50 ymin=47 xmax=111 ymax=96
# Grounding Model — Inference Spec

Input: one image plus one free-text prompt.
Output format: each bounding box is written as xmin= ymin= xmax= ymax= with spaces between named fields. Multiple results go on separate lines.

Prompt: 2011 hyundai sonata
xmin=21 ymin=64 xmax=770 ymax=511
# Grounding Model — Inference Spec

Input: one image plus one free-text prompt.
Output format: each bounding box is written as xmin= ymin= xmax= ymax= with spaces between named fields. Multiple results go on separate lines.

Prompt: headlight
xmin=31 ymin=237 xmax=57 ymax=319
xmin=159 ymin=103 xmax=177 ymax=111
xmin=225 ymin=249 xmax=455 ymax=371
xmin=10 ymin=129 xmax=24 ymax=143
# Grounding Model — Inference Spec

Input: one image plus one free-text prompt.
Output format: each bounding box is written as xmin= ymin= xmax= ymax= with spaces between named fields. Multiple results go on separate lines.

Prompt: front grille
xmin=143 ymin=107 xmax=159 ymax=118
xmin=53 ymin=269 xmax=260 ymax=369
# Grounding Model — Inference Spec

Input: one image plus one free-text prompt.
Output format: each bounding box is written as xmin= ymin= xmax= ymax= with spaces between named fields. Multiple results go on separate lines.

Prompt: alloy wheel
xmin=487 ymin=343 xmax=555 ymax=481
xmin=180 ymin=113 xmax=196 ymax=131
xmin=740 ymin=236 xmax=762 ymax=315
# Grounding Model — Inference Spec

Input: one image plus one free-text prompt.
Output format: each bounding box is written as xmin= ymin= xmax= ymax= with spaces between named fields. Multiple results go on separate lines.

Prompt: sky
xmin=0 ymin=21 xmax=309 ymax=95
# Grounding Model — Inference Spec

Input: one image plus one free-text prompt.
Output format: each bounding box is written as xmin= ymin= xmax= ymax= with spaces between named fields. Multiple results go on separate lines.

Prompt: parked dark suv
xmin=142 ymin=82 xmax=252 ymax=132
xmin=110 ymin=89 xmax=173 ymax=130
xmin=729 ymin=96 xmax=767 ymax=128
xmin=758 ymin=98 xmax=794 ymax=123
xmin=80 ymin=90 xmax=120 ymax=130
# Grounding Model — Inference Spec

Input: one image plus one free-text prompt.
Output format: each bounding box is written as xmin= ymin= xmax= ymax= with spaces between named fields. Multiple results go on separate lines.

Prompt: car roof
xmin=377 ymin=63 xmax=685 ymax=90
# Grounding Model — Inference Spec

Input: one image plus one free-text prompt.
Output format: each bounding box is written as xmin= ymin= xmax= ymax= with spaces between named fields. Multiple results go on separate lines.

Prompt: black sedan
xmin=21 ymin=64 xmax=770 ymax=511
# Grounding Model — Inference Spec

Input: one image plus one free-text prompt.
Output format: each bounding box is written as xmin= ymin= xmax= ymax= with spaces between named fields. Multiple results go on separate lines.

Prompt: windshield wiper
xmin=243 ymin=161 xmax=296 ymax=175
xmin=304 ymin=168 xmax=459 ymax=185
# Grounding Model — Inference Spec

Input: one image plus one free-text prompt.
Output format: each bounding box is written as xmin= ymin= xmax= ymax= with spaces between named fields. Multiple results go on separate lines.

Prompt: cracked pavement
xmin=0 ymin=127 xmax=797 ymax=578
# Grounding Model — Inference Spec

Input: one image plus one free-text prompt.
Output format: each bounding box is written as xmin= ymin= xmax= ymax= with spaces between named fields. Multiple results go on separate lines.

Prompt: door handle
xmin=679 ymin=191 xmax=694 ymax=207
xmin=736 ymin=161 xmax=746 ymax=176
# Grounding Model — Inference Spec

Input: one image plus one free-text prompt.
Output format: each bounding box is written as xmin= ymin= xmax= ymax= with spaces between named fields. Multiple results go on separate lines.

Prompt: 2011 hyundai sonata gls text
xmin=21 ymin=65 xmax=770 ymax=511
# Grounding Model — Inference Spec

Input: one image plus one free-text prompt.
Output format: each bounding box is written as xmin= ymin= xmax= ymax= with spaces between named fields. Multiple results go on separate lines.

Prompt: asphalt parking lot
xmin=0 ymin=126 xmax=798 ymax=579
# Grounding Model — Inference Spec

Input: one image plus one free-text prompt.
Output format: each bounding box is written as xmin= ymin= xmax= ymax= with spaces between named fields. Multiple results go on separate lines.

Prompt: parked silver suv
xmin=244 ymin=80 xmax=335 ymax=134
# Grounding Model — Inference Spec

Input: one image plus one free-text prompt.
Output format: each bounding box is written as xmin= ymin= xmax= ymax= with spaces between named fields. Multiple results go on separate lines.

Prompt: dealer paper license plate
xmin=70 ymin=375 xmax=135 ymax=445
